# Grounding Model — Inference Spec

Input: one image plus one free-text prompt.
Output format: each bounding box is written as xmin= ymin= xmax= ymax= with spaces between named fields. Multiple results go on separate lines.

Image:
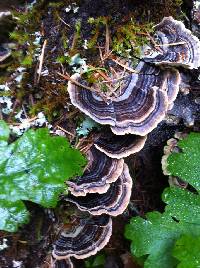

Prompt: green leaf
xmin=125 ymin=211 xmax=200 ymax=268
xmin=163 ymin=187 xmax=200 ymax=224
xmin=84 ymin=253 xmax=106 ymax=268
xmin=0 ymin=120 xmax=10 ymax=141
xmin=125 ymin=132 xmax=200 ymax=268
xmin=172 ymin=235 xmax=200 ymax=268
xmin=0 ymin=121 xmax=87 ymax=232
xmin=0 ymin=200 xmax=29 ymax=232
xmin=167 ymin=132 xmax=200 ymax=190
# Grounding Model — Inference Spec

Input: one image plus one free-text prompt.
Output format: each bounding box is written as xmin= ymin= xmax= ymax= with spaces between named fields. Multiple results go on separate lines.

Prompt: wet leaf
xmin=172 ymin=235 xmax=200 ymax=268
xmin=167 ymin=132 xmax=200 ymax=190
xmin=0 ymin=121 xmax=87 ymax=232
xmin=125 ymin=132 xmax=200 ymax=268
xmin=125 ymin=211 xmax=200 ymax=268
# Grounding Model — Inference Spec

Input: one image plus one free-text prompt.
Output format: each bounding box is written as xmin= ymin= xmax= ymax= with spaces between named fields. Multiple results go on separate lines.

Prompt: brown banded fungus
xmin=52 ymin=215 xmax=112 ymax=260
xmin=51 ymin=258 xmax=74 ymax=268
xmin=68 ymin=61 xmax=180 ymax=136
xmin=67 ymin=146 xmax=124 ymax=196
xmin=143 ymin=17 xmax=200 ymax=69
xmin=66 ymin=163 xmax=132 ymax=216
xmin=0 ymin=46 xmax=11 ymax=62
xmin=94 ymin=129 xmax=147 ymax=159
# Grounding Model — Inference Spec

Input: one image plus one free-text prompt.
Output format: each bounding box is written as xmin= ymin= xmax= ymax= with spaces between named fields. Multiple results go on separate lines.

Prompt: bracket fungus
xmin=52 ymin=258 xmax=74 ymax=268
xmin=68 ymin=61 xmax=181 ymax=136
xmin=143 ymin=17 xmax=200 ymax=69
xmin=52 ymin=215 xmax=112 ymax=260
xmin=94 ymin=129 xmax=147 ymax=159
xmin=67 ymin=146 xmax=124 ymax=196
xmin=0 ymin=46 xmax=11 ymax=63
xmin=52 ymin=16 xmax=200 ymax=267
xmin=66 ymin=163 xmax=132 ymax=216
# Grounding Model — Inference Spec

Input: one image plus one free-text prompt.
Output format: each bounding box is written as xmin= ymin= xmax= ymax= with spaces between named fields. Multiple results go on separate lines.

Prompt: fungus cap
xmin=68 ymin=62 xmax=179 ymax=136
xmin=94 ymin=129 xmax=147 ymax=159
xmin=143 ymin=17 xmax=200 ymax=69
xmin=52 ymin=215 xmax=112 ymax=260
xmin=67 ymin=146 xmax=124 ymax=196
xmin=66 ymin=164 xmax=132 ymax=216
xmin=51 ymin=258 xmax=74 ymax=268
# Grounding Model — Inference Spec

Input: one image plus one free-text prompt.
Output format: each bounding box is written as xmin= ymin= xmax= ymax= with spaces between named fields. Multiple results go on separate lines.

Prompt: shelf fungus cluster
xmin=68 ymin=17 xmax=200 ymax=136
xmin=52 ymin=17 xmax=200 ymax=267
xmin=52 ymin=215 xmax=112 ymax=267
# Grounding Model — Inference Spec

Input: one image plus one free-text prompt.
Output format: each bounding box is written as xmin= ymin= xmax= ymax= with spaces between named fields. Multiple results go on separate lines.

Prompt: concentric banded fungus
xmin=94 ymin=130 xmax=147 ymax=159
xmin=143 ymin=16 xmax=200 ymax=69
xmin=51 ymin=258 xmax=74 ymax=268
xmin=67 ymin=146 xmax=124 ymax=196
xmin=52 ymin=215 xmax=112 ymax=260
xmin=0 ymin=46 xmax=11 ymax=62
xmin=66 ymin=164 xmax=132 ymax=216
xmin=68 ymin=61 xmax=180 ymax=136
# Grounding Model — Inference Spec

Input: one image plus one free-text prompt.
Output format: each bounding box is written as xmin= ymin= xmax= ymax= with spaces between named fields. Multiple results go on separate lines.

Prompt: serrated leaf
xmin=0 ymin=121 xmax=87 ymax=232
xmin=125 ymin=211 xmax=200 ymax=268
xmin=167 ymin=132 xmax=200 ymax=190
xmin=125 ymin=132 xmax=200 ymax=268
xmin=163 ymin=187 xmax=200 ymax=224
xmin=172 ymin=235 xmax=200 ymax=268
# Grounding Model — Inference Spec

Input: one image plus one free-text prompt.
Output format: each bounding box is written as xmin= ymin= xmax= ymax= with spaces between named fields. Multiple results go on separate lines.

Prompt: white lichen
xmin=12 ymin=260 xmax=23 ymax=268
xmin=65 ymin=3 xmax=79 ymax=13
xmin=0 ymin=238 xmax=8 ymax=251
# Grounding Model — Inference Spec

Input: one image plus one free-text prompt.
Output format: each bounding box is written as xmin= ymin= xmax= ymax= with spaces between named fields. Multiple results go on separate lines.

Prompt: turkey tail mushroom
xmin=143 ymin=16 xmax=200 ymax=69
xmin=66 ymin=164 xmax=132 ymax=216
xmin=94 ymin=128 xmax=147 ymax=159
xmin=52 ymin=215 xmax=112 ymax=260
xmin=51 ymin=257 xmax=74 ymax=268
xmin=67 ymin=146 xmax=124 ymax=196
xmin=68 ymin=61 xmax=180 ymax=136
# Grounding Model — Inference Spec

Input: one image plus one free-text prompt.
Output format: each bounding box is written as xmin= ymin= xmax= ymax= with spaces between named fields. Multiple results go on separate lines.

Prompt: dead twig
xmin=155 ymin=41 xmax=186 ymax=47
xmin=56 ymin=125 xmax=74 ymax=137
xmin=37 ymin=39 xmax=47 ymax=84
xmin=58 ymin=16 xmax=70 ymax=27
xmin=57 ymin=72 xmax=97 ymax=92
xmin=105 ymin=22 xmax=110 ymax=56
xmin=111 ymin=58 xmax=138 ymax=74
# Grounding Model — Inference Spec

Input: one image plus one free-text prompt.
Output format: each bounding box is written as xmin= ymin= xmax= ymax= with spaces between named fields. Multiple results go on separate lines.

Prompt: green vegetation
xmin=84 ymin=253 xmax=106 ymax=268
xmin=0 ymin=120 xmax=86 ymax=232
xmin=125 ymin=132 xmax=200 ymax=268
xmin=167 ymin=132 xmax=200 ymax=189
xmin=172 ymin=235 xmax=200 ymax=268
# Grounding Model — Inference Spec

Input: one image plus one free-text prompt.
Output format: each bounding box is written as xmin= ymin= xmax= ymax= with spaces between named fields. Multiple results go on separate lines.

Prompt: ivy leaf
xmin=125 ymin=132 xmax=200 ymax=268
xmin=0 ymin=120 xmax=87 ymax=232
xmin=172 ymin=235 xmax=200 ymax=268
